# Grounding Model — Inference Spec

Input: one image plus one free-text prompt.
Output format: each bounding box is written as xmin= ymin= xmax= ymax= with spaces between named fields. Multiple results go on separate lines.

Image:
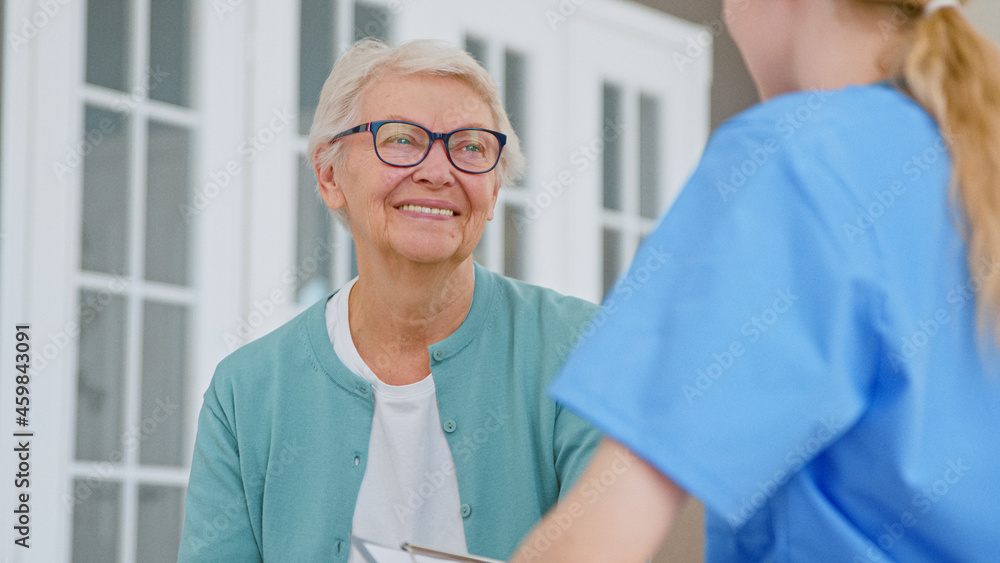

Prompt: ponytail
xmin=885 ymin=0 xmax=1000 ymax=340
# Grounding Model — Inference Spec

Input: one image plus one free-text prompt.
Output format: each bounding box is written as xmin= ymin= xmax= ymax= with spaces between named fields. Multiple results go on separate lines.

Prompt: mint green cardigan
xmin=179 ymin=265 xmax=601 ymax=561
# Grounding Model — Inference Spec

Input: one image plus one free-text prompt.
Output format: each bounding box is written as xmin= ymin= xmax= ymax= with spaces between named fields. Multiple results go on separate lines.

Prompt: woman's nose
xmin=413 ymin=140 xmax=456 ymax=186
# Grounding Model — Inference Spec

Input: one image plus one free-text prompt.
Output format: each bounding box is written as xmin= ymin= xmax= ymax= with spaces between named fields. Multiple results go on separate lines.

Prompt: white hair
xmin=307 ymin=39 xmax=526 ymax=224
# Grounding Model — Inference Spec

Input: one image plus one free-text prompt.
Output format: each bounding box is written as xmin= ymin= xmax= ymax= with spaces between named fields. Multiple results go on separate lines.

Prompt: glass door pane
xmin=86 ymin=0 xmax=130 ymax=91
xmin=136 ymin=485 xmax=185 ymax=563
xmin=149 ymin=0 xmax=191 ymax=106
xmin=639 ymin=94 xmax=661 ymax=219
xmin=354 ymin=2 xmax=390 ymax=42
xmin=144 ymin=121 xmax=191 ymax=285
xmin=299 ymin=0 xmax=336 ymax=134
xmin=81 ymin=106 xmax=131 ymax=275
xmin=75 ymin=291 xmax=128 ymax=462
xmin=72 ymin=480 xmax=122 ymax=563
xmin=139 ymin=301 xmax=187 ymax=466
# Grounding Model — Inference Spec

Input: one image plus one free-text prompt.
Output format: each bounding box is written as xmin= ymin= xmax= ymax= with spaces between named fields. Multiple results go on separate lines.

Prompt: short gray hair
xmin=307 ymin=39 xmax=526 ymax=217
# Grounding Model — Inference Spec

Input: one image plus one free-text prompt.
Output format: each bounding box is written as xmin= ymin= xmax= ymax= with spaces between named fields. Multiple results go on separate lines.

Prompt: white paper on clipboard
xmin=352 ymin=536 xmax=506 ymax=563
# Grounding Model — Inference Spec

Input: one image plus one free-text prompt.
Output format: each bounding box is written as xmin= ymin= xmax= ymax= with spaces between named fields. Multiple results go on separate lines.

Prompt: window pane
xmin=504 ymin=49 xmax=527 ymax=155
xmin=465 ymin=35 xmax=487 ymax=68
xmin=354 ymin=2 xmax=391 ymax=42
xmin=81 ymin=106 xmax=130 ymax=276
xmin=639 ymin=94 xmax=661 ymax=219
xmin=299 ymin=0 xmax=335 ymax=135
xmin=145 ymin=121 xmax=191 ymax=285
xmin=296 ymin=158 xmax=333 ymax=303
xmin=602 ymin=227 xmax=621 ymax=296
xmin=136 ymin=485 xmax=184 ymax=563
xmin=602 ymin=83 xmax=623 ymax=211
xmin=149 ymin=0 xmax=191 ymax=106
xmin=86 ymin=0 xmax=130 ymax=91
xmin=504 ymin=204 xmax=526 ymax=280
xmin=72 ymin=479 xmax=121 ymax=563
xmin=139 ymin=301 xmax=187 ymax=466
xmin=75 ymin=290 xmax=127 ymax=462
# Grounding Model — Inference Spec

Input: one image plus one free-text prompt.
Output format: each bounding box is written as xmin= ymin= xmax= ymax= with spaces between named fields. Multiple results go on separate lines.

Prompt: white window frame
xmin=557 ymin=2 xmax=711 ymax=301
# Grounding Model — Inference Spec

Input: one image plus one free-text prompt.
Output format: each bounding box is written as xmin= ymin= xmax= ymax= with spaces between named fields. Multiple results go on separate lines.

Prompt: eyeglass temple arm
xmin=330 ymin=122 xmax=373 ymax=143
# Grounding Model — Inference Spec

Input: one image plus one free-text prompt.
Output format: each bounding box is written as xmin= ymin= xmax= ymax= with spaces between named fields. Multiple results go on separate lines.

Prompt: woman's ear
xmin=314 ymin=147 xmax=347 ymax=211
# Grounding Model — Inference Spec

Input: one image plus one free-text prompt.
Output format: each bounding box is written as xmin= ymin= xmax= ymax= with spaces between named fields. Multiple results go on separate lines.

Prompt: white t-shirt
xmin=326 ymin=278 xmax=468 ymax=562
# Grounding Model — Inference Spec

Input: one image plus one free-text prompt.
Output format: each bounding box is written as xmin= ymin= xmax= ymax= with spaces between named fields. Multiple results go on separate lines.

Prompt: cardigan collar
xmin=304 ymin=262 xmax=499 ymax=397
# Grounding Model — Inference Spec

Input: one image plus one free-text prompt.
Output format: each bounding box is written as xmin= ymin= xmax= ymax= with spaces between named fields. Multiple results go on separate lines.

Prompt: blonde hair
xmin=872 ymin=0 xmax=1000 ymax=339
xmin=307 ymin=39 xmax=525 ymax=198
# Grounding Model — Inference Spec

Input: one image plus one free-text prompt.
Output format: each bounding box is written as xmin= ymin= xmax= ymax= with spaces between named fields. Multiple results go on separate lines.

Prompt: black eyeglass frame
xmin=329 ymin=120 xmax=507 ymax=174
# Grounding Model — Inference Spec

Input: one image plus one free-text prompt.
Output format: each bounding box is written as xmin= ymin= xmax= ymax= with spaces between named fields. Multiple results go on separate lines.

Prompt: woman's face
xmin=322 ymin=74 xmax=500 ymax=269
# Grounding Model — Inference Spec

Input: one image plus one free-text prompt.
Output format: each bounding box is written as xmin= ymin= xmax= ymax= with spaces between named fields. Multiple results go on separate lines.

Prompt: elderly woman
xmin=178 ymin=39 xmax=600 ymax=562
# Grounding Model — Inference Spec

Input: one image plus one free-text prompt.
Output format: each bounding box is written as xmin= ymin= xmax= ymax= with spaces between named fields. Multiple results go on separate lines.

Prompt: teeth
xmin=397 ymin=204 xmax=455 ymax=216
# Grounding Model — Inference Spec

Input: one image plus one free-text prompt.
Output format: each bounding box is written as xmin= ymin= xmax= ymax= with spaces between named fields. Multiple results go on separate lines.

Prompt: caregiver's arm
xmin=511 ymin=438 xmax=687 ymax=563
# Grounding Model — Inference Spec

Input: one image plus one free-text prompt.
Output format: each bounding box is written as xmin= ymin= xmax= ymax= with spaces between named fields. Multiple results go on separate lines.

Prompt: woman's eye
xmin=386 ymin=135 xmax=413 ymax=145
xmin=461 ymin=142 xmax=484 ymax=153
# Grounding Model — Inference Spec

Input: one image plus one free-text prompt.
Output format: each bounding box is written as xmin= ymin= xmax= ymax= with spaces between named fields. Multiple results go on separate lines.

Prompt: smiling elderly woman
xmin=178 ymin=39 xmax=600 ymax=562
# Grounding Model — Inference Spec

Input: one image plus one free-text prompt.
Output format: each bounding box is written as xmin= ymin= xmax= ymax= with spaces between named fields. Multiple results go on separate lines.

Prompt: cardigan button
xmin=460 ymin=503 xmax=472 ymax=518
xmin=443 ymin=419 xmax=457 ymax=433
xmin=432 ymin=349 xmax=446 ymax=362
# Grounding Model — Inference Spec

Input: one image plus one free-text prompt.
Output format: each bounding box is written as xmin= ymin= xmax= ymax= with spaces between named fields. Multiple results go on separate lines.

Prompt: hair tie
xmin=924 ymin=0 xmax=961 ymax=16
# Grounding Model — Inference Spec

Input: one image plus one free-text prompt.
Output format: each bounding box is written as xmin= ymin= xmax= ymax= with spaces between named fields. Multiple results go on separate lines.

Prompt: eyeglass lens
xmin=374 ymin=122 xmax=501 ymax=172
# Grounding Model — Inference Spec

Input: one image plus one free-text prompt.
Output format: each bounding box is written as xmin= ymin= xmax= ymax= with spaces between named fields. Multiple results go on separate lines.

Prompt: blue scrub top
xmin=550 ymin=84 xmax=1000 ymax=562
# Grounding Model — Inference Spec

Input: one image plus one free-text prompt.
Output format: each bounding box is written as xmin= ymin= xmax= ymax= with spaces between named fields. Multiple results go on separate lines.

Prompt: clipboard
xmin=353 ymin=536 xmax=505 ymax=563
xmin=402 ymin=542 xmax=506 ymax=562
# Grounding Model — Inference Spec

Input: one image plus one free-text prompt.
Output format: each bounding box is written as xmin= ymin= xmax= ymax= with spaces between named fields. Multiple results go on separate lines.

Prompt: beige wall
xmin=968 ymin=1 xmax=1000 ymax=44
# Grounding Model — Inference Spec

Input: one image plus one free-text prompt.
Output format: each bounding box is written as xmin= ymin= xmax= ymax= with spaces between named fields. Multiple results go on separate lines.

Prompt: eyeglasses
xmin=330 ymin=120 xmax=507 ymax=174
